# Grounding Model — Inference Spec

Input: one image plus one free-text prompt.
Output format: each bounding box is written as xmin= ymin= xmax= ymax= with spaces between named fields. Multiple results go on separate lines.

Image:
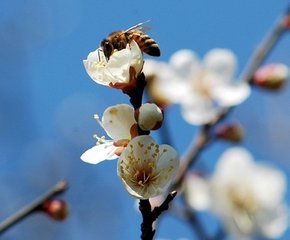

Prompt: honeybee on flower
xmin=83 ymin=22 xmax=161 ymax=91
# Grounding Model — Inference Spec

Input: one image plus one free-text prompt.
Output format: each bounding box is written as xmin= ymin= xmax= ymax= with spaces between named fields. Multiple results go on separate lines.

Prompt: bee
xmin=100 ymin=21 xmax=160 ymax=60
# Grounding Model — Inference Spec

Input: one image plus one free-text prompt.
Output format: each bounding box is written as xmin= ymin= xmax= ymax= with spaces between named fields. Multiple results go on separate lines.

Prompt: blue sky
xmin=1 ymin=0 xmax=290 ymax=239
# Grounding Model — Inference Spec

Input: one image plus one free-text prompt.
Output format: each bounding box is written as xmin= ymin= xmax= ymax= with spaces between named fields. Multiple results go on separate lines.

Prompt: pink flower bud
xmin=253 ymin=64 xmax=289 ymax=90
xmin=135 ymin=103 xmax=163 ymax=131
xmin=283 ymin=15 xmax=290 ymax=29
xmin=41 ymin=199 xmax=69 ymax=221
xmin=216 ymin=123 xmax=244 ymax=143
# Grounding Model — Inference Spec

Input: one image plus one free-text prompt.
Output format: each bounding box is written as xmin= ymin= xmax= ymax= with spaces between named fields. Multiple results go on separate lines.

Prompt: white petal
xmin=129 ymin=40 xmax=144 ymax=76
xmin=184 ymin=173 xmax=211 ymax=210
xmin=181 ymin=96 xmax=218 ymax=125
xmin=155 ymin=144 xmax=179 ymax=186
xmin=102 ymin=104 xmax=135 ymax=140
xmin=143 ymin=60 xmax=187 ymax=103
xmin=104 ymin=48 xmax=131 ymax=84
xmin=211 ymin=83 xmax=250 ymax=107
xmin=169 ymin=49 xmax=200 ymax=79
xmin=83 ymin=49 xmax=111 ymax=86
xmin=258 ymin=204 xmax=289 ymax=238
xmin=203 ymin=48 xmax=237 ymax=81
xmin=215 ymin=147 xmax=254 ymax=178
xmin=80 ymin=142 xmax=118 ymax=164
xmin=252 ymin=165 xmax=286 ymax=208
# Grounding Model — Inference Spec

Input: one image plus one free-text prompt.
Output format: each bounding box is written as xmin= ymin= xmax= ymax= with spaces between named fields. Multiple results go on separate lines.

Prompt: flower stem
xmin=139 ymin=191 xmax=177 ymax=240
xmin=0 ymin=180 xmax=68 ymax=234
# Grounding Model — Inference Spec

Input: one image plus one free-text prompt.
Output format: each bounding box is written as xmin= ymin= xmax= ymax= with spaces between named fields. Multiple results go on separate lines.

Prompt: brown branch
xmin=0 ymin=180 xmax=68 ymax=234
xmin=139 ymin=191 xmax=177 ymax=240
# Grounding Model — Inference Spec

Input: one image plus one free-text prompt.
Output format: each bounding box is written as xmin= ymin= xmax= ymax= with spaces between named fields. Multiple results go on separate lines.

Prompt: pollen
xmin=109 ymin=107 xmax=119 ymax=115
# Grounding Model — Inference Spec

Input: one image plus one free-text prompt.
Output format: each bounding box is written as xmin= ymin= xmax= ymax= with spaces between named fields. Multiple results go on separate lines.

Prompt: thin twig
xmin=139 ymin=191 xmax=177 ymax=240
xmin=0 ymin=180 xmax=68 ymax=234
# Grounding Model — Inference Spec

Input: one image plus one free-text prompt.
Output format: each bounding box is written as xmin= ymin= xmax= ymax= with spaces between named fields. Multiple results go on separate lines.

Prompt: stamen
xmin=93 ymin=134 xmax=107 ymax=145
xmin=94 ymin=114 xmax=105 ymax=129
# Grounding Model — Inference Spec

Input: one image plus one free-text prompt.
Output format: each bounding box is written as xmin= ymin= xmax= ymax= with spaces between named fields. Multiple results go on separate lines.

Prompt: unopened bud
xmin=135 ymin=103 xmax=163 ymax=131
xmin=41 ymin=199 xmax=69 ymax=221
xmin=216 ymin=123 xmax=244 ymax=143
xmin=282 ymin=15 xmax=290 ymax=29
xmin=253 ymin=64 xmax=289 ymax=90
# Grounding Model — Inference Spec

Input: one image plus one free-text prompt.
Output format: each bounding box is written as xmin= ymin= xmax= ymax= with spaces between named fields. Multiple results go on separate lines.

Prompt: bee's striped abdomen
xmin=128 ymin=31 xmax=160 ymax=56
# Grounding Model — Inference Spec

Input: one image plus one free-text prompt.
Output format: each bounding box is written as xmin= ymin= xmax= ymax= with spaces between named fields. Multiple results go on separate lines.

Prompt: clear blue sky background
xmin=1 ymin=0 xmax=290 ymax=239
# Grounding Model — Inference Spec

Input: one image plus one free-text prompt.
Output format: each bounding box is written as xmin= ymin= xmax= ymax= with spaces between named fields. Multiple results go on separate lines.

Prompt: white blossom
xmin=83 ymin=40 xmax=143 ymax=89
xmin=144 ymin=49 xmax=250 ymax=125
xmin=118 ymin=135 xmax=179 ymax=199
xmin=80 ymin=104 xmax=137 ymax=164
xmin=184 ymin=147 xmax=288 ymax=239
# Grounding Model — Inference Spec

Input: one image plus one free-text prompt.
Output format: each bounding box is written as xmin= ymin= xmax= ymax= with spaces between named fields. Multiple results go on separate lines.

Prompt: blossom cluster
xmin=81 ymin=38 xmax=179 ymax=200
xmin=81 ymin=22 xmax=290 ymax=240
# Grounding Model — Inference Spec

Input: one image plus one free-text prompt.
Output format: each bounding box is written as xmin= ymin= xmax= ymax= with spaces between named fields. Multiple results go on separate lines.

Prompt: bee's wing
xmin=124 ymin=20 xmax=151 ymax=33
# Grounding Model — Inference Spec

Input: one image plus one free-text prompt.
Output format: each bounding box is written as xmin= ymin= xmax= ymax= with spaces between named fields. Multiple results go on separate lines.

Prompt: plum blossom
xmin=118 ymin=135 xmax=179 ymax=199
xmin=80 ymin=104 xmax=137 ymax=164
xmin=143 ymin=49 xmax=250 ymax=124
xmin=83 ymin=40 xmax=144 ymax=90
xmin=184 ymin=147 xmax=288 ymax=239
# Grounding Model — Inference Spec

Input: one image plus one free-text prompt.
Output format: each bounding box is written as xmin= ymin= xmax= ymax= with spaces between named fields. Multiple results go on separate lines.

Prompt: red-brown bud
xmin=41 ymin=199 xmax=69 ymax=221
xmin=253 ymin=64 xmax=289 ymax=91
xmin=216 ymin=123 xmax=244 ymax=143
xmin=282 ymin=15 xmax=290 ymax=29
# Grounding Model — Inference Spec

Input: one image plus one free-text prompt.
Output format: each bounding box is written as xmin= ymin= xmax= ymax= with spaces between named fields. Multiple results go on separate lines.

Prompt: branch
xmin=139 ymin=191 xmax=177 ymax=240
xmin=0 ymin=180 xmax=68 ymax=234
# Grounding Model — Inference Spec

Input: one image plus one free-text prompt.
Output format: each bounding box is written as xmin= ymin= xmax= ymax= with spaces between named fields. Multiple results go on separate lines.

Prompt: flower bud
xmin=135 ymin=103 xmax=163 ymax=131
xmin=283 ymin=15 xmax=290 ymax=29
xmin=253 ymin=64 xmax=289 ymax=90
xmin=215 ymin=123 xmax=244 ymax=143
xmin=41 ymin=199 xmax=69 ymax=221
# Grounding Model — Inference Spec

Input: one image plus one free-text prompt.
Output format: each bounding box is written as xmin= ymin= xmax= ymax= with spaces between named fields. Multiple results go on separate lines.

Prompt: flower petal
xmin=102 ymin=104 xmax=135 ymax=140
xmin=143 ymin=60 xmax=187 ymax=103
xmin=104 ymin=49 xmax=131 ymax=84
xmin=169 ymin=49 xmax=200 ymax=79
xmin=252 ymin=165 xmax=286 ymax=208
xmin=184 ymin=173 xmax=211 ymax=210
xmin=80 ymin=142 xmax=118 ymax=164
xmin=213 ymin=147 xmax=254 ymax=181
xmin=129 ymin=40 xmax=144 ymax=76
xmin=83 ymin=49 xmax=111 ymax=86
xmin=211 ymin=83 xmax=250 ymax=107
xmin=203 ymin=48 xmax=237 ymax=81
xmin=258 ymin=204 xmax=289 ymax=238
xmin=181 ymin=96 xmax=218 ymax=125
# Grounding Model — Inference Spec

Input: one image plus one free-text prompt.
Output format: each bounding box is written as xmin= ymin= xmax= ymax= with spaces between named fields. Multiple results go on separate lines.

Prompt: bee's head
xmin=100 ymin=39 xmax=114 ymax=60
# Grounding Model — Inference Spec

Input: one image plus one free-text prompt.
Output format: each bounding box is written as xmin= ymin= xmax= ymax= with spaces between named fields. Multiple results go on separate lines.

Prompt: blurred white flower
xmin=83 ymin=40 xmax=143 ymax=89
xmin=118 ymin=135 xmax=179 ymax=199
xmin=184 ymin=147 xmax=288 ymax=239
xmin=80 ymin=104 xmax=137 ymax=164
xmin=143 ymin=49 xmax=250 ymax=124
